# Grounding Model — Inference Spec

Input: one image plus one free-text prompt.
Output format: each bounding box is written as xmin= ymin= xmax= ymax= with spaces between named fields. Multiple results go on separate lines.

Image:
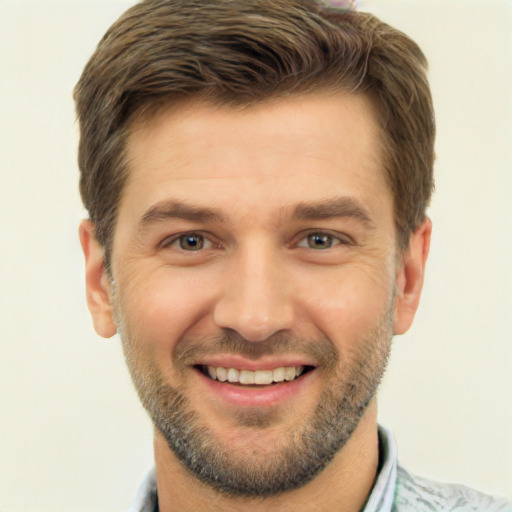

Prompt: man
xmin=74 ymin=1 xmax=511 ymax=511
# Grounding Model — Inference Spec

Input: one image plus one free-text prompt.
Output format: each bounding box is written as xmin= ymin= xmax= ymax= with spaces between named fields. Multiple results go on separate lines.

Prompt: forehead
xmin=120 ymin=93 xmax=389 ymax=225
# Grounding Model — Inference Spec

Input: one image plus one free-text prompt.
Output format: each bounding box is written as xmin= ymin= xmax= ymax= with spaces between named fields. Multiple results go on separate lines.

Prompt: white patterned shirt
xmin=127 ymin=426 xmax=512 ymax=512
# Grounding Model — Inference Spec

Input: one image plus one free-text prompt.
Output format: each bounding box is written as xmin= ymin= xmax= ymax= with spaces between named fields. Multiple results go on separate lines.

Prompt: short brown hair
xmin=74 ymin=0 xmax=435 ymax=262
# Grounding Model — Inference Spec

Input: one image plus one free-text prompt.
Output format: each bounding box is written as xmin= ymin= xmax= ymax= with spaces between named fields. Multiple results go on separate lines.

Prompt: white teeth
xmin=216 ymin=367 xmax=227 ymax=382
xmin=254 ymin=370 xmax=273 ymax=385
xmin=204 ymin=365 xmax=307 ymax=384
xmin=284 ymin=367 xmax=296 ymax=381
xmin=227 ymin=368 xmax=240 ymax=383
xmin=273 ymin=367 xmax=285 ymax=382
xmin=239 ymin=370 xmax=255 ymax=385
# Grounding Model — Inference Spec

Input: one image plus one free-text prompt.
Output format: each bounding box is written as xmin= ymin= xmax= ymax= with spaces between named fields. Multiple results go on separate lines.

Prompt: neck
xmin=154 ymin=400 xmax=380 ymax=512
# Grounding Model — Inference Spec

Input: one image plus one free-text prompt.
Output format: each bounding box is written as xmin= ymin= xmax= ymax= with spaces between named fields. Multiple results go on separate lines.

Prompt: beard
xmin=115 ymin=301 xmax=393 ymax=498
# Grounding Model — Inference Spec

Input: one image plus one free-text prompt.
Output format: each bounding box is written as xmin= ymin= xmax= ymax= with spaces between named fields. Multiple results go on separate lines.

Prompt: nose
xmin=213 ymin=241 xmax=295 ymax=342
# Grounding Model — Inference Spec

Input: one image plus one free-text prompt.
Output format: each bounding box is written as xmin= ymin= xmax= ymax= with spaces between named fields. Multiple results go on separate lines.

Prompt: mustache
xmin=174 ymin=330 xmax=338 ymax=368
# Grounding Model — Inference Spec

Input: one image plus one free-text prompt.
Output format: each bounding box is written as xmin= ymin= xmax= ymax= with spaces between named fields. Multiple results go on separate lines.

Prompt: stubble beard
xmin=115 ymin=303 xmax=393 ymax=498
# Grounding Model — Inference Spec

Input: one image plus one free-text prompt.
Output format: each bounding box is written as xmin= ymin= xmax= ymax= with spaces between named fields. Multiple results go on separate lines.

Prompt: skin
xmin=80 ymin=92 xmax=431 ymax=512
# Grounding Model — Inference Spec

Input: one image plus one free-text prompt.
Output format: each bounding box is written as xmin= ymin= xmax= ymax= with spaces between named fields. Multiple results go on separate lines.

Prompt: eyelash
xmin=160 ymin=232 xmax=218 ymax=252
xmin=296 ymin=230 xmax=352 ymax=250
xmin=160 ymin=230 xmax=352 ymax=253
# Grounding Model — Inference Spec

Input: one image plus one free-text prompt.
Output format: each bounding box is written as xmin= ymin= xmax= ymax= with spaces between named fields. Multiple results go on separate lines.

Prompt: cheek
xmin=299 ymin=261 xmax=395 ymax=344
xmin=118 ymin=267 xmax=218 ymax=345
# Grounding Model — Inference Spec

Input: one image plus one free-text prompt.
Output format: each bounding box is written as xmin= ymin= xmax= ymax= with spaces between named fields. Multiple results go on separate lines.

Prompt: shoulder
xmin=392 ymin=465 xmax=512 ymax=512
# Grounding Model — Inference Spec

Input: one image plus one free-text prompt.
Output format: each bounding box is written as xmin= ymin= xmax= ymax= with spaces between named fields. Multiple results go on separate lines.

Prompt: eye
xmin=297 ymin=231 xmax=347 ymax=250
xmin=178 ymin=233 xmax=205 ymax=251
xmin=161 ymin=232 xmax=215 ymax=252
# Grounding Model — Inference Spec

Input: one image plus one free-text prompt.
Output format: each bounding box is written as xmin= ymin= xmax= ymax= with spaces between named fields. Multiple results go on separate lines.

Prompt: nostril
xmin=212 ymin=288 xmax=295 ymax=341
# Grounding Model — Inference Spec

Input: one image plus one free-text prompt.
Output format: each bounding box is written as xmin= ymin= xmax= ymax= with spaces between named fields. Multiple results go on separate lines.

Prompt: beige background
xmin=1 ymin=0 xmax=511 ymax=510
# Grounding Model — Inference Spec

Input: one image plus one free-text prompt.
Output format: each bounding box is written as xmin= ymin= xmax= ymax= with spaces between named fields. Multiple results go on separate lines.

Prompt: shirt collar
xmin=362 ymin=425 xmax=398 ymax=512
xmin=126 ymin=467 xmax=157 ymax=512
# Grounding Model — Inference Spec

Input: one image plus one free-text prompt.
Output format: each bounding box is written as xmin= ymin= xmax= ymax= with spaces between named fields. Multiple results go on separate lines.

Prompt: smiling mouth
xmin=197 ymin=365 xmax=314 ymax=385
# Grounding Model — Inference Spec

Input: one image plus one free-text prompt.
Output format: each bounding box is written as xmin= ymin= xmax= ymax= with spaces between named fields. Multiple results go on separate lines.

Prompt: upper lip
xmin=195 ymin=355 xmax=317 ymax=371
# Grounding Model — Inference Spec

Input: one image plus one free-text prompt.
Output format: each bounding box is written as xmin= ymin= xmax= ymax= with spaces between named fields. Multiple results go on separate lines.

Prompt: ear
xmin=79 ymin=219 xmax=117 ymax=338
xmin=393 ymin=217 xmax=432 ymax=335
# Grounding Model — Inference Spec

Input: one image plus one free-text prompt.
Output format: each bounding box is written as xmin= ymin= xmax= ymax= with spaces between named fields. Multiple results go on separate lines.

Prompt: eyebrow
xmin=137 ymin=196 xmax=375 ymax=231
xmin=138 ymin=200 xmax=225 ymax=230
xmin=292 ymin=197 xmax=374 ymax=227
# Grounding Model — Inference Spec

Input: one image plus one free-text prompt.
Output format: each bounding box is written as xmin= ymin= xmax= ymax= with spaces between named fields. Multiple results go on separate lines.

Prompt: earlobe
xmin=393 ymin=217 xmax=432 ymax=335
xmin=79 ymin=219 xmax=117 ymax=338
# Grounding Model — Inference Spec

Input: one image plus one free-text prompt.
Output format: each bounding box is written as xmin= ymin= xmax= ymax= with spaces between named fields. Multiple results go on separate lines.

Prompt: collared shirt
xmin=127 ymin=426 xmax=512 ymax=512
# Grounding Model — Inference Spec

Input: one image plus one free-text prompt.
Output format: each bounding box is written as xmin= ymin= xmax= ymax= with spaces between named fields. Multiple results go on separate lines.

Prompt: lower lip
xmin=195 ymin=368 xmax=317 ymax=408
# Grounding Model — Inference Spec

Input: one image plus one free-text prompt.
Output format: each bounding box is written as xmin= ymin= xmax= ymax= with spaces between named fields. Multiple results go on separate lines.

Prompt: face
xmin=81 ymin=93 xmax=428 ymax=497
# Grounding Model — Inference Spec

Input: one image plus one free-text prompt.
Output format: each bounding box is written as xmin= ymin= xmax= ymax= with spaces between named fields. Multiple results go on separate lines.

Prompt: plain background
xmin=0 ymin=0 xmax=511 ymax=510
